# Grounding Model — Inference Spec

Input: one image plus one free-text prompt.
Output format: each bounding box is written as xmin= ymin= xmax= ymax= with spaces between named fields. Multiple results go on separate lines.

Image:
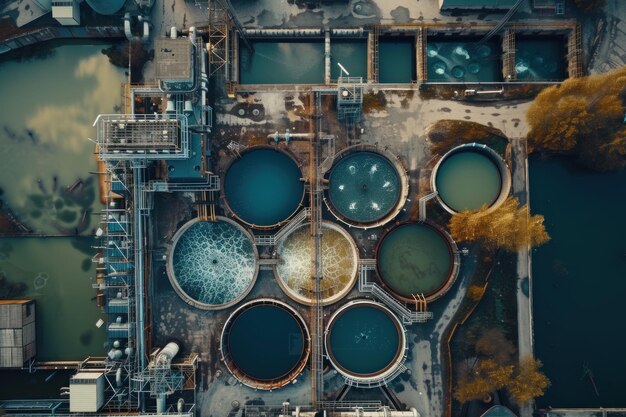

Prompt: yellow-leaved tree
xmin=448 ymin=197 xmax=550 ymax=251
xmin=508 ymin=357 xmax=551 ymax=404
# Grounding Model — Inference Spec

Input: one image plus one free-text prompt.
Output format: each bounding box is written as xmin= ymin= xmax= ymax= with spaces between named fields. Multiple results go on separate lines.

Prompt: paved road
xmin=510 ymin=136 xmax=534 ymax=417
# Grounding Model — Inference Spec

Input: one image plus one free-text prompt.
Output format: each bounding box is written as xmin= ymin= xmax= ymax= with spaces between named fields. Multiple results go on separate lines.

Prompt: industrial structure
xmin=0 ymin=0 xmax=585 ymax=415
xmin=0 ymin=300 xmax=36 ymax=369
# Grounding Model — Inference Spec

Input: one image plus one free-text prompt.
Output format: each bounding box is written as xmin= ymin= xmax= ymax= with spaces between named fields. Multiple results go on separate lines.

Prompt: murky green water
xmin=427 ymin=38 xmax=501 ymax=82
xmin=0 ymin=44 xmax=124 ymax=235
xmin=0 ymin=237 xmax=106 ymax=360
xmin=239 ymin=40 xmax=324 ymax=84
xmin=379 ymin=37 xmax=415 ymax=83
xmin=0 ymin=44 xmax=123 ymax=364
xmin=377 ymin=223 xmax=453 ymax=298
xmin=515 ymin=37 xmax=566 ymax=81
xmin=331 ymin=40 xmax=367 ymax=81
xmin=530 ymin=156 xmax=626 ymax=407
xmin=435 ymin=150 xmax=502 ymax=212
xmin=328 ymin=303 xmax=400 ymax=375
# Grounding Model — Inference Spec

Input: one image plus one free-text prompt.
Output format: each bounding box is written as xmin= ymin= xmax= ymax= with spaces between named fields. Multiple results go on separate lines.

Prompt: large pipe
xmin=156 ymin=341 xmax=180 ymax=367
xmin=156 ymin=394 xmax=166 ymax=413
xmin=116 ymin=367 xmax=123 ymax=388
xmin=142 ymin=18 xmax=150 ymax=43
xmin=123 ymin=13 xmax=133 ymax=40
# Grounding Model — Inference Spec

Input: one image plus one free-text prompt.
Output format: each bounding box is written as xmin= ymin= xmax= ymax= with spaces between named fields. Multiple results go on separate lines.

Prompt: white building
xmin=52 ymin=0 xmax=80 ymax=25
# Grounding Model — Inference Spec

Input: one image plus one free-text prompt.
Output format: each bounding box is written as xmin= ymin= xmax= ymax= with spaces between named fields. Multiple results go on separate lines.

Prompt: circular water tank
xmin=86 ymin=0 xmax=126 ymax=15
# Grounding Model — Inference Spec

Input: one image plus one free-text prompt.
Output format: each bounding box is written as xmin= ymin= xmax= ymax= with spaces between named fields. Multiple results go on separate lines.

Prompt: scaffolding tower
xmin=336 ymin=76 xmax=363 ymax=125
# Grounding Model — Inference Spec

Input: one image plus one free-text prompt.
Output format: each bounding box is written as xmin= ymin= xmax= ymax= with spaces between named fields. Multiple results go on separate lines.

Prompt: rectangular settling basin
xmin=515 ymin=37 xmax=566 ymax=81
xmin=427 ymin=37 xmax=502 ymax=83
xmin=239 ymin=40 xmax=325 ymax=84
xmin=330 ymin=40 xmax=367 ymax=81
xmin=379 ymin=37 xmax=416 ymax=83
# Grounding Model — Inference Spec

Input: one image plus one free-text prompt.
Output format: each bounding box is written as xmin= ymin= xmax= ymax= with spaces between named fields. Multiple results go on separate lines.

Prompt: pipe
xmin=324 ymin=30 xmax=331 ymax=84
xmin=156 ymin=394 xmax=166 ymax=413
xmin=156 ymin=341 xmax=180 ymax=366
xmin=200 ymin=46 xmax=209 ymax=126
xmin=142 ymin=19 xmax=150 ymax=43
xmin=189 ymin=26 xmax=197 ymax=44
xmin=116 ymin=367 xmax=122 ymax=387
xmin=123 ymin=13 xmax=133 ymax=41
xmin=170 ymin=26 xmax=177 ymax=39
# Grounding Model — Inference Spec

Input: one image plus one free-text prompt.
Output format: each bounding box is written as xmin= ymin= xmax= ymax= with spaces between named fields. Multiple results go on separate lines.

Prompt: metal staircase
xmin=358 ymin=260 xmax=433 ymax=324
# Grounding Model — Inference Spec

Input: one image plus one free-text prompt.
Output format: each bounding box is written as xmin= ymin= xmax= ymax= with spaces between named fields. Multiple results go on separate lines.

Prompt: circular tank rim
xmin=222 ymin=145 xmax=306 ymax=230
xmin=325 ymin=299 xmax=407 ymax=384
xmin=220 ymin=298 xmax=311 ymax=390
xmin=375 ymin=220 xmax=460 ymax=303
xmin=431 ymin=142 xmax=511 ymax=215
xmin=166 ymin=216 xmax=259 ymax=310
xmin=273 ymin=220 xmax=359 ymax=306
xmin=324 ymin=144 xmax=409 ymax=229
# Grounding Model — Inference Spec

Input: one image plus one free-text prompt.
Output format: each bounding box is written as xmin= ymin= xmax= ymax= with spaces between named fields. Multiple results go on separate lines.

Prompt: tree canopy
xmin=448 ymin=197 xmax=550 ymax=251
xmin=527 ymin=67 xmax=626 ymax=171
xmin=455 ymin=328 xmax=550 ymax=405
xmin=508 ymin=358 xmax=551 ymax=404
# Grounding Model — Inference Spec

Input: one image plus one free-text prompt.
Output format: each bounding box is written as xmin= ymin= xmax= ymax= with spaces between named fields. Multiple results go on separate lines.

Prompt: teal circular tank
xmin=434 ymin=148 xmax=502 ymax=212
xmin=221 ymin=299 xmax=310 ymax=389
xmin=168 ymin=218 xmax=258 ymax=309
xmin=224 ymin=147 xmax=304 ymax=228
xmin=327 ymin=151 xmax=401 ymax=225
xmin=326 ymin=301 xmax=405 ymax=382
xmin=86 ymin=0 xmax=125 ymax=15
xmin=377 ymin=222 xmax=456 ymax=302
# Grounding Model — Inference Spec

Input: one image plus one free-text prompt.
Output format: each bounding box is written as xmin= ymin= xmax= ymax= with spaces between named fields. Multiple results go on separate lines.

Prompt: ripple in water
xmin=328 ymin=152 xmax=401 ymax=224
xmin=172 ymin=221 xmax=255 ymax=305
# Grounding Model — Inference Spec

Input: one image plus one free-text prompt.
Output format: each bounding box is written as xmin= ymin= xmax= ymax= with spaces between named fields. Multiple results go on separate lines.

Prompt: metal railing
xmin=358 ymin=260 xmax=433 ymax=324
xmin=254 ymin=208 xmax=311 ymax=246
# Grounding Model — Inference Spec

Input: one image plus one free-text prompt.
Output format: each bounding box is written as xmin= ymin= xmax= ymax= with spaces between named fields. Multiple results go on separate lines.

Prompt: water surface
xmin=0 ymin=237 xmax=106 ymax=360
xmin=379 ymin=37 xmax=415 ymax=83
xmin=331 ymin=40 xmax=367 ymax=80
xmin=239 ymin=40 xmax=324 ymax=84
xmin=531 ymin=156 xmax=626 ymax=408
xmin=327 ymin=151 xmax=400 ymax=223
xmin=276 ymin=223 xmax=356 ymax=302
xmin=328 ymin=304 xmax=400 ymax=375
xmin=515 ymin=37 xmax=565 ymax=81
xmin=427 ymin=38 xmax=501 ymax=82
xmin=224 ymin=148 xmax=304 ymax=227
xmin=228 ymin=304 xmax=304 ymax=380
xmin=171 ymin=220 xmax=256 ymax=306
xmin=435 ymin=150 xmax=502 ymax=212
xmin=377 ymin=223 xmax=452 ymax=297
xmin=0 ymin=44 xmax=124 ymax=234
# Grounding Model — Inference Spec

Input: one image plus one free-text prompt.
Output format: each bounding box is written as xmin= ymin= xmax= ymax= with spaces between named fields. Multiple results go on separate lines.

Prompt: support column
xmin=325 ymin=30 xmax=331 ymax=84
